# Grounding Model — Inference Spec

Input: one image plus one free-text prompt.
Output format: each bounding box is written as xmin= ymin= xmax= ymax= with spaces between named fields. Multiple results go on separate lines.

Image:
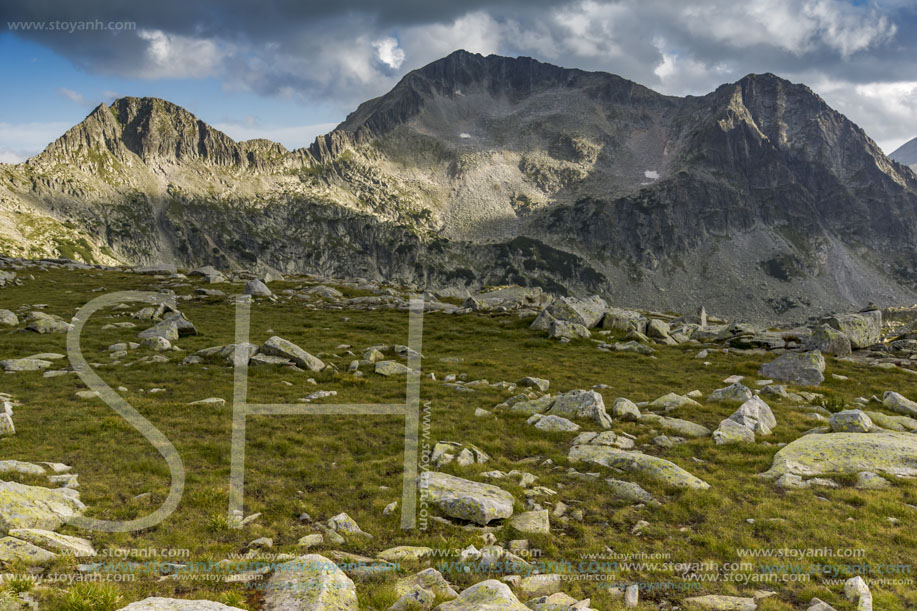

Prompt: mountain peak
xmin=890 ymin=137 xmax=917 ymax=168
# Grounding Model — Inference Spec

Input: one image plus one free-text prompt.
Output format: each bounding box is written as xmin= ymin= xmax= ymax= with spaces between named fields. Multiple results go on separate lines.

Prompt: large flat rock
xmin=761 ymin=432 xmax=917 ymax=479
xmin=0 ymin=480 xmax=85 ymax=534
xmin=118 ymin=599 xmax=246 ymax=610
xmin=419 ymin=472 xmax=514 ymax=525
xmin=568 ymin=445 xmax=710 ymax=490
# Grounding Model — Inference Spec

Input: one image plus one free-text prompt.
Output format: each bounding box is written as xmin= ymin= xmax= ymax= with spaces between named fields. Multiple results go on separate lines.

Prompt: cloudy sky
xmin=1 ymin=0 xmax=916 ymax=163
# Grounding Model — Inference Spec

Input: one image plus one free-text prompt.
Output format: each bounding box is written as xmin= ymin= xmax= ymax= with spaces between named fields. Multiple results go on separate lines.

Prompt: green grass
xmin=0 ymin=267 xmax=915 ymax=609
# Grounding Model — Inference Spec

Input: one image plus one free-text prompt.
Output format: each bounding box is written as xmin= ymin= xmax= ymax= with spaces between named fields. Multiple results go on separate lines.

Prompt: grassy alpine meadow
xmin=0 ymin=266 xmax=915 ymax=610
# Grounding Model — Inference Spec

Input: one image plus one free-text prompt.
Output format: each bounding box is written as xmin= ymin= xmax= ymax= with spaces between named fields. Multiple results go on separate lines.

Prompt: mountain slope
xmin=891 ymin=137 xmax=917 ymax=171
xmin=2 ymin=50 xmax=917 ymax=321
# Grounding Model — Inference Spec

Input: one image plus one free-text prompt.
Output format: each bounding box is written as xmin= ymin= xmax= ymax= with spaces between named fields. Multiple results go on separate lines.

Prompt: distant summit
xmin=890 ymin=137 xmax=917 ymax=170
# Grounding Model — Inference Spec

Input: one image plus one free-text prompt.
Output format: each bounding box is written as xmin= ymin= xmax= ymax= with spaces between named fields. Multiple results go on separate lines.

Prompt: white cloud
xmin=0 ymin=121 xmax=73 ymax=162
xmin=373 ymin=37 xmax=406 ymax=69
xmin=58 ymin=87 xmax=88 ymax=105
xmin=136 ymin=29 xmax=225 ymax=79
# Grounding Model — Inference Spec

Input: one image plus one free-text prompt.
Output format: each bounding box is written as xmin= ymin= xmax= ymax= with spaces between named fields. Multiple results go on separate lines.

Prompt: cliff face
xmin=2 ymin=50 xmax=917 ymax=322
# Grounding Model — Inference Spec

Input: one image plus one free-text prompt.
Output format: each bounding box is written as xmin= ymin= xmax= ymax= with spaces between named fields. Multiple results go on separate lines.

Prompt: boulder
xmin=548 ymin=320 xmax=590 ymax=340
xmin=25 ymin=318 xmax=72 ymax=334
xmin=375 ymin=361 xmax=412 ymax=376
xmin=548 ymin=390 xmax=612 ymax=428
xmin=262 ymin=554 xmax=359 ymax=610
xmin=611 ymin=398 xmax=641 ymax=421
xmin=882 ymin=391 xmax=917 ymax=417
xmin=605 ymin=478 xmax=659 ymax=505
xmin=809 ymin=324 xmax=852 ymax=356
xmin=646 ymin=318 xmax=671 ymax=340
xmin=433 ymin=580 xmax=529 ymax=610
xmin=713 ymin=418 xmax=757 ymax=444
xmin=530 ymin=414 xmax=580 ymax=432
xmin=508 ymin=510 xmax=550 ymax=534
xmin=389 ymin=586 xmax=436 ymax=611
xmin=761 ymin=432 xmax=917 ymax=479
xmin=758 ymin=351 xmax=825 ymax=386
xmin=518 ymin=377 xmax=550 ymax=392
xmin=0 ymin=309 xmax=18 ymax=326
xmin=395 ymin=568 xmax=458 ymax=600
xmin=641 ymin=415 xmax=710 ymax=438
xmin=829 ymin=410 xmax=874 ymax=433
xmin=418 ymin=472 xmax=514 ymax=525
xmin=707 ymin=383 xmax=754 ymax=403
xmin=648 ymin=392 xmax=702 ymax=411
xmin=727 ymin=396 xmax=777 ymax=435
xmin=262 ymin=336 xmax=325 ymax=372
xmin=546 ymin=295 xmax=607 ymax=329
xmin=244 ymin=279 xmax=272 ymax=297
xmin=568 ymin=445 xmax=710 ymax=490
xmin=0 ymin=358 xmax=52 ymax=372
xmin=601 ymin=308 xmax=648 ymax=334
xmin=118 ymin=598 xmax=246 ymax=610
xmin=0 ymin=480 xmax=85 ymax=533
xmin=823 ymin=311 xmax=881 ymax=349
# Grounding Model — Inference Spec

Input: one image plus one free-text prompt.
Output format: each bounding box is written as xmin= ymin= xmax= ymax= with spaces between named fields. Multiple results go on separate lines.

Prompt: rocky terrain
xmin=2 ymin=51 xmax=917 ymax=322
xmin=0 ymin=257 xmax=916 ymax=609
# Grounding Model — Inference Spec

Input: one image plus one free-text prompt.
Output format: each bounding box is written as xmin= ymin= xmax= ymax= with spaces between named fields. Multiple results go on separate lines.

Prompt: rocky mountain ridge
xmin=2 ymin=50 xmax=917 ymax=322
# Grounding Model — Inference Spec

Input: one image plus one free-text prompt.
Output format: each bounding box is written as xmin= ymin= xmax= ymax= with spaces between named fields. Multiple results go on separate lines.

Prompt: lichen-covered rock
xmin=506 ymin=395 xmax=556 ymax=415
xmin=263 ymin=554 xmax=359 ymax=610
xmin=262 ymin=336 xmax=325 ymax=372
xmin=434 ymin=580 xmax=529 ymax=610
xmin=0 ymin=480 xmax=85 ymax=533
xmin=530 ymin=414 xmax=580 ymax=432
xmin=713 ymin=418 xmax=757 ymax=444
xmin=375 ymin=360 xmax=412 ymax=376
xmin=683 ymin=594 xmax=757 ymax=610
xmin=601 ymin=308 xmax=647 ymax=333
xmin=8 ymin=528 xmax=95 ymax=556
xmin=548 ymin=390 xmax=612 ymax=428
xmin=823 ymin=311 xmax=881 ymax=349
xmin=648 ymin=392 xmax=702 ymax=411
xmin=727 ymin=396 xmax=777 ymax=435
xmin=545 ymin=295 xmax=607 ymax=329
xmin=809 ymin=324 xmax=852 ymax=356
xmin=829 ymin=410 xmax=874 ymax=433
xmin=389 ymin=586 xmax=436 ymax=611
xmin=508 ymin=510 xmax=549 ymax=534
xmin=707 ymin=383 xmax=754 ymax=403
xmin=244 ymin=279 xmax=272 ymax=297
xmin=761 ymin=432 xmax=917 ymax=479
xmin=548 ymin=320 xmax=590 ymax=340
xmin=418 ymin=472 xmax=514 ymax=525
xmin=882 ymin=391 xmax=917 ymax=417
xmin=0 ymin=358 xmax=53 ymax=372
xmin=758 ymin=351 xmax=825 ymax=386
xmin=611 ymin=397 xmax=641 ymax=421
xmin=568 ymin=445 xmax=710 ymax=490
xmin=605 ymin=478 xmax=659 ymax=505
xmin=117 ymin=598 xmax=246 ymax=610
xmin=395 ymin=568 xmax=458 ymax=600
xmin=0 ymin=309 xmax=18 ymax=327
xmin=640 ymin=414 xmax=711 ymax=438
xmin=0 ymin=536 xmax=56 ymax=564
xmin=377 ymin=546 xmax=433 ymax=563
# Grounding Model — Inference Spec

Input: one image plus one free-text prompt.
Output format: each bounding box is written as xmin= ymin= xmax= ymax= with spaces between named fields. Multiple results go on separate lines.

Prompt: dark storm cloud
xmin=2 ymin=0 xmax=916 ymax=150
